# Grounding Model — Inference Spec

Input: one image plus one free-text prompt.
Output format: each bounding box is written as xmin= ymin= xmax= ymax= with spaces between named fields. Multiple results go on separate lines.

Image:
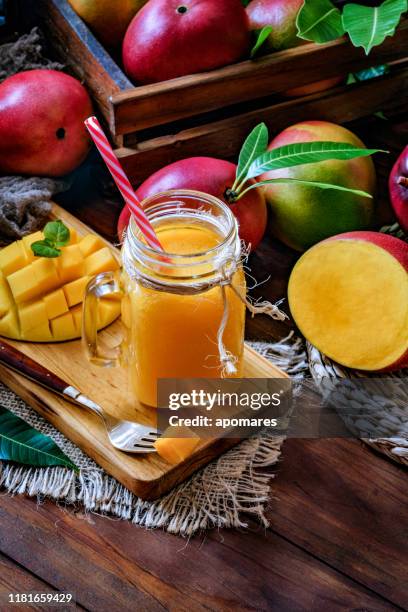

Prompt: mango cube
xmin=7 ymin=263 xmax=39 ymax=303
xmin=0 ymin=308 xmax=20 ymax=339
xmin=43 ymin=289 xmax=69 ymax=320
xmin=0 ymin=241 xmax=28 ymax=276
xmin=0 ymin=273 xmax=12 ymax=318
xmin=67 ymin=227 xmax=78 ymax=244
xmin=71 ymin=304 xmax=82 ymax=334
xmin=97 ymin=299 xmax=123 ymax=329
xmin=154 ymin=426 xmax=200 ymax=464
xmin=55 ymin=245 xmax=85 ymax=284
xmin=85 ymin=248 xmax=119 ymax=276
xmin=24 ymin=322 xmax=53 ymax=342
xmin=50 ymin=312 xmax=77 ymax=340
xmin=32 ymin=258 xmax=60 ymax=296
xmin=22 ymin=231 xmax=44 ymax=262
xmin=19 ymin=301 xmax=48 ymax=333
xmin=79 ymin=234 xmax=105 ymax=257
xmin=63 ymin=276 xmax=90 ymax=308
xmin=0 ymin=227 xmax=121 ymax=342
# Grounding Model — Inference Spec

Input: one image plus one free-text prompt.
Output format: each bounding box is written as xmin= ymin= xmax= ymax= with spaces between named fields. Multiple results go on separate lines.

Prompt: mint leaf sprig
xmin=223 ymin=123 xmax=387 ymax=207
xmin=31 ymin=220 xmax=71 ymax=258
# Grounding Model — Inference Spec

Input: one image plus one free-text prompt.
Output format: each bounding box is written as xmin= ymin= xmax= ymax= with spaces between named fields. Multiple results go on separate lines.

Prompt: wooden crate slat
xmin=117 ymin=67 xmax=408 ymax=184
xmin=111 ymin=20 xmax=408 ymax=137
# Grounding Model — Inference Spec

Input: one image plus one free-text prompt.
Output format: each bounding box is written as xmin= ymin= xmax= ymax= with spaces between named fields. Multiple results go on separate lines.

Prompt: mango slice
xmin=154 ymin=426 xmax=200 ymax=464
xmin=0 ymin=226 xmax=121 ymax=342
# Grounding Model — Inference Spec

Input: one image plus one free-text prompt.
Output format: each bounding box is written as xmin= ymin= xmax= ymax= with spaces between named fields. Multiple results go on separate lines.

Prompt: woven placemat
xmin=306 ymin=223 xmax=408 ymax=467
xmin=307 ymin=344 xmax=408 ymax=466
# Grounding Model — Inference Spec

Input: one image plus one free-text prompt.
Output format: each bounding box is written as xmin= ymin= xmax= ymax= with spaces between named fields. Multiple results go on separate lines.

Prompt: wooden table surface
xmin=0 ymin=116 xmax=407 ymax=611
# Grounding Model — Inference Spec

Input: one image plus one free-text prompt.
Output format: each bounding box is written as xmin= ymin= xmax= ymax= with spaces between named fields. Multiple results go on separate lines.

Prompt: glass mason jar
xmin=82 ymin=190 xmax=246 ymax=408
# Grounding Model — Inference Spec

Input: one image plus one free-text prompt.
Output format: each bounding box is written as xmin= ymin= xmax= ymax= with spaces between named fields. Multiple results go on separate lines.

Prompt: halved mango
xmin=0 ymin=226 xmax=121 ymax=342
xmin=288 ymin=231 xmax=408 ymax=371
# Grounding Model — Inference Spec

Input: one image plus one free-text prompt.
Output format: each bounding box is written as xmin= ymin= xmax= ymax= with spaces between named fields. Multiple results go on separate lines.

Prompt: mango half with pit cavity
xmin=0 ymin=227 xmax=121 ymax=342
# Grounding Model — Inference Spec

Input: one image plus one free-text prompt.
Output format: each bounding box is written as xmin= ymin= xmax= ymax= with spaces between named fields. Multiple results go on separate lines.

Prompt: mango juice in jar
xmin=83 ymin=191 xmax=246 ymax=409
xmin=121 ymin=191 xmax=246 ymax=407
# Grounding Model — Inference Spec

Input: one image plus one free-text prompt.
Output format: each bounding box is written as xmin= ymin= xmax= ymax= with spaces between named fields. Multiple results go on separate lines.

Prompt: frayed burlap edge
xmin=0 ymin=435 xmax=284 ymax=537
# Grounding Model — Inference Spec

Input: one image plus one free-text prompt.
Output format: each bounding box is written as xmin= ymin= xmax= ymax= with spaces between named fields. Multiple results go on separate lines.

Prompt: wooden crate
xmin=24 ymin=0 xmax=408 ymax=182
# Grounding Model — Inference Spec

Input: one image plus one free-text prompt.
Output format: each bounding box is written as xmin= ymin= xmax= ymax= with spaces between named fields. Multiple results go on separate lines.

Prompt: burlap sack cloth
xmin=0 ymin=30 xmax=292 ymax=535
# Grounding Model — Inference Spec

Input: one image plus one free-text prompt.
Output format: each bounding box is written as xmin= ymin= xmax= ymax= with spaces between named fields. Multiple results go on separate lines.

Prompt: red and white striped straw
xmin=84 ymin=116 xmax=163 ymax=251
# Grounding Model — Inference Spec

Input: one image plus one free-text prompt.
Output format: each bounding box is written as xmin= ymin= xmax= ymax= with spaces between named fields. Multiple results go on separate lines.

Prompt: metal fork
xmin=0 ymin=340 xmax=160 ymax=453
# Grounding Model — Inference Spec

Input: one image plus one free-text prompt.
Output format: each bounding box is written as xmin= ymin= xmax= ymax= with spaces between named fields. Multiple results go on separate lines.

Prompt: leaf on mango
xmin=296 ymin=0 xmax=345 ymax=43
xmin=246 ymin=141 xmax=386 ymax=178
xmin=235 ymin=122 xmax=269 ymax=186
xmin=241 ymin=177 xmax=373 ymax=199
xmin=250 ymin=26 xmax=273 ymax=58
xmin=44 ymin=220 xmax=70 ymax=247
xmin=31 ymin=240 xmax=61 ymax=258
xmin=0 ymin=405 xmax=77 ymax=469
xmin=342 ymin=0 xmax=407 ymax=55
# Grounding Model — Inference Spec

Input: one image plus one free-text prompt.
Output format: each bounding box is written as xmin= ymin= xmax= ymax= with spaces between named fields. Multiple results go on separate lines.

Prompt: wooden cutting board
xmin=0 ymin=205 xmax=288 ymax=500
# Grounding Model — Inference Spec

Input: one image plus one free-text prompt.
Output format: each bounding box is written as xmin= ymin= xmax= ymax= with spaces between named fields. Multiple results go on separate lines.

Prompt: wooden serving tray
xmin=0 ymin=205 xmax=288 ymax=500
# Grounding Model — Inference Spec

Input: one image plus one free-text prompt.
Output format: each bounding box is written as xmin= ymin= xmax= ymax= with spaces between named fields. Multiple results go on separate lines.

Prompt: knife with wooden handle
xmin=0 ymin=339 xmax=91 ymax=404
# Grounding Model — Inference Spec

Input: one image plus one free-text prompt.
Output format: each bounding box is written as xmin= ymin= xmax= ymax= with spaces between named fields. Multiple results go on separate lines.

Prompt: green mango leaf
xmin=246 ymin=141 xmax=386 ymax=179
xmin=31 ymin=240 xmax=61 ymax=258
xmin=296 ymin=0 xmax=345 ymax=43
xmin=0 ymin=405 xmax=77 ymax=469
xmin=235 ymin=123 xmax=269 ymax=188
xmin=342 ymin=0 xmax=407 ymax=55
xmin=239 ymin=178 xmax=373 ymax=199
xmin=44 ymin=220 xmax=70 ymax=248
xmin=250 ymin=26 xmax=273 ymax=58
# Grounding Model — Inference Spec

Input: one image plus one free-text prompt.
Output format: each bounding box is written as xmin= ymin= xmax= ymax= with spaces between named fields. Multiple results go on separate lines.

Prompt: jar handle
xmin=82 ymin=272 xmax=122 ymax=367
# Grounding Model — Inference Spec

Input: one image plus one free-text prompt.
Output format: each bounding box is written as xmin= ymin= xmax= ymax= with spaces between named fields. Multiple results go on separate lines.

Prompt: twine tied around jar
xmin=123 ymin=240 xmax=287 ymax=377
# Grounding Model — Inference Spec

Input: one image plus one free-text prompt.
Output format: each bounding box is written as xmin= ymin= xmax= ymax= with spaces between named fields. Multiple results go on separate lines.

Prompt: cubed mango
xmin=43 ymin=289 xmax=69 ymax=320
xmin=0 ymin=241 xmax=28 ymax=276
xmin=0 ymin=226 xmax=121 ymax=342
xmin=22 ymin=231 xmax=44 ymax=262
xmin=0 ymin=273 xmax=12 ymax=318
xmin=85 ymin=248 xmax=119 ymax=276
xmin=55 ymin=244 xmax=85 ymax=284
xmin=63 ymin=275 xmax=90 ymax=308
xmin=50 ymin=312 xmax=77 ymax=340
xmin=79 ymin=234 xmax=105 ymax=257
xmin=18 ymin=300 xmax=48 ymax=333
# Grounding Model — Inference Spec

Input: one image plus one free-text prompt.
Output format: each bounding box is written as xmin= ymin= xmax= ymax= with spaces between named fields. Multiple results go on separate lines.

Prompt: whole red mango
xmin=389 ymin=146 xmax=408 ymax=232
xmin=117 ymin=157 xmax=267 ymax=250
xmin=122 ymin=0 xmax=250 ymax=83
xmin=0 ymin=70 xmax=93 ymax=177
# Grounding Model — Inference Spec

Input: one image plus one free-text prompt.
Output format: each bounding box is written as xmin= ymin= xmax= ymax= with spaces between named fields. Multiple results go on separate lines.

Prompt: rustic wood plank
xmin=268 ymin=438 xmax=408 ymax=609
xmin=111 ymin=21 xmax=408 ymax=135
xmin=0 ymin=553 xmax=63 ymax=612
xmin=23 ymin=0 xmax=131 ymax=131
xmin=117 ymin=67 xmax=408 ymax=183
xmin=0 ymin=493 xmax=398 ymax=611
